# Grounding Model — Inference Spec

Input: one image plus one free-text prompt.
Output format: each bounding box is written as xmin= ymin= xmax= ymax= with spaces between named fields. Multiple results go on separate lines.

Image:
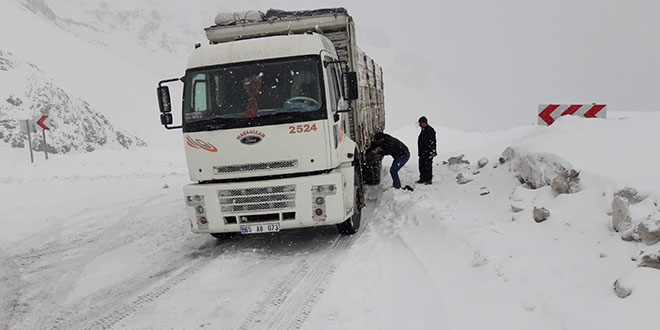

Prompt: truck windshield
xmin=182 ymin=56 xmax=326 ymax=131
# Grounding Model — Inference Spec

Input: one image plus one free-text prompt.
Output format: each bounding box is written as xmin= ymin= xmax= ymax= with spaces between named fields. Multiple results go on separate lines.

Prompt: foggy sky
xmin=233 ymin=0 xmax=660 ymax=132
xmin=146 ymin=0 xmax=660 ymax=131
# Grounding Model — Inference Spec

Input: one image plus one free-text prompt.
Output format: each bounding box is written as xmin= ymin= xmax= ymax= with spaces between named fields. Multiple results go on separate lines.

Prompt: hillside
xmin=0 ymin=0 xmax=206 ymax=152
xmin=0 ymin=50 xmax=145 ymax=153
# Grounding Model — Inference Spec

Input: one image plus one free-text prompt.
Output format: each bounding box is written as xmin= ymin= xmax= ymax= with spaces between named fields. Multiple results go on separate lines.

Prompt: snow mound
xmin=612 ymin=188 xmax=660 ymax=245
xmin=502 ymin=137 xmax=660 ymax=291
xmin=502 ymin=146 xmax=580 ymax=193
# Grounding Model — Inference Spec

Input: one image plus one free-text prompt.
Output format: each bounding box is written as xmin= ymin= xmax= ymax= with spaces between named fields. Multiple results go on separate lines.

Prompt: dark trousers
xmin=419 ymin=155 xmax=433 ymax=183
xmin=390 ymin=152 xmax=410 ymax=188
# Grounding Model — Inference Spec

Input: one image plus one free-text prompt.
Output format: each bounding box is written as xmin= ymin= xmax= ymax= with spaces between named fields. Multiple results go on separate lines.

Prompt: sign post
xmin=20 ymin=119 xmax=35 ymax=163
xmin=35 ymin=115 xmax=50 ymax=160
xmin=41 ymin=129 xmax=48 ymax=160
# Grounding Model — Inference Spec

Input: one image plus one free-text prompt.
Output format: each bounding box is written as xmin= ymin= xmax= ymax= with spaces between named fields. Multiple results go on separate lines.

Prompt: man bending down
xmin=366 ymin=132 xmax=413 ymax=191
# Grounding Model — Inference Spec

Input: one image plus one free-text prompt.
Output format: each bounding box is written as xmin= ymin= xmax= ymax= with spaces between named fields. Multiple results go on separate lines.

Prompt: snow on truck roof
xmin=205 ymin=8 xmax=352 ymax=45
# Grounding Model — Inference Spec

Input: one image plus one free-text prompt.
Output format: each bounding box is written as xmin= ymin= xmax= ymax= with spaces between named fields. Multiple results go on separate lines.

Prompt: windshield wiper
xmin=203 ymin=116 xmax=233 ymax=130
xmin=261 ymin=110 xmax=309 ymax=120
xmin=183 ymin=116 xmax=230 ymax=131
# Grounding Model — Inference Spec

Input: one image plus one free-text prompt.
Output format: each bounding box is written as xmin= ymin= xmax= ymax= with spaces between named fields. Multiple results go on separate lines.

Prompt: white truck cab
xmin=156 ymin=8 xmax=384 ymax=238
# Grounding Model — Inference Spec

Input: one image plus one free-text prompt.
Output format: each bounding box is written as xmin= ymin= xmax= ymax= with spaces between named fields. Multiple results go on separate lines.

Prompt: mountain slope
xmin=0 ymin=0 xmax=191 ymax=150
xmin=24 ymin=0 xmax=207 ymax=76
xmin=0 ymin=50 xmax=145 ymax=153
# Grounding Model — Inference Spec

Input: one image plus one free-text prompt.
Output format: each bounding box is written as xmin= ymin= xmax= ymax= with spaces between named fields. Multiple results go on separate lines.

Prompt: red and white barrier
xmin=538 ymin=104 xmax=607 ymax=125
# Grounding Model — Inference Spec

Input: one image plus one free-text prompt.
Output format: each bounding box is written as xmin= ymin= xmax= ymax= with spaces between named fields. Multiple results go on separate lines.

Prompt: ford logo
xmin=240 ymin=135 xmax=262 ymax=145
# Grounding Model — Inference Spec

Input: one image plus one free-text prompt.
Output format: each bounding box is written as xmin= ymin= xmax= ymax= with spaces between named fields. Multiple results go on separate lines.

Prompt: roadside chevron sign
xmin=538 ymin=104 xmax=607 ymax=125
xmin=36 ymin=115 xmax=50 ymax=130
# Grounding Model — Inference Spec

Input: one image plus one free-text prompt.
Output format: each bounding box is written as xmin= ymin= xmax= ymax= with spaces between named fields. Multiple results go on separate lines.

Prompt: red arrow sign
xmin=538 ymin=104 xmax=560 ymax=125
xmin=584 ymin=104 xmax=606 ymax=118
xmin=36 ymin=115 xmax=49 ymax=130
xmin=538 ymin=104 xmax=607 ymax=125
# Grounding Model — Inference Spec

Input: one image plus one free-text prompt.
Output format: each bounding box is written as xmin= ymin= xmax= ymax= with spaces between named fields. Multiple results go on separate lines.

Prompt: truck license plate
xmin=240 ymin=223 xmax=280 ymax=234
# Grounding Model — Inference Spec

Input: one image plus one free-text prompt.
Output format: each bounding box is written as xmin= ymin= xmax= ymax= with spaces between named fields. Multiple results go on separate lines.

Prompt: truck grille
xmin=213 ymin=160 xmax=298 ymax=174
xmin=218 ymin=184 xmax=296 ymax=213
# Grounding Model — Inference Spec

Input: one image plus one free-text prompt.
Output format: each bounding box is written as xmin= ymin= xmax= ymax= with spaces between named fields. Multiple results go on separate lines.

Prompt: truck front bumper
xmin=183 ymin=170 xmax=354 ymax=234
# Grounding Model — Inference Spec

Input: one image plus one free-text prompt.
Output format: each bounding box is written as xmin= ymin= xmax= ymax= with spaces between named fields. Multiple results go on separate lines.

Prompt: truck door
xmin=324 ymin=56 xmax=345 ymax=168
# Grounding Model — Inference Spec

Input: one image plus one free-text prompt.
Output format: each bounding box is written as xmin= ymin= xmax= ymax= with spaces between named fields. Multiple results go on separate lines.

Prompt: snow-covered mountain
xmin=0 ymin=0 xmax=218 ymax=152
xmin=0 ymin=50 xmax=145 ymax=153
xmin=20 ymin=0 xmax=210 ymax=75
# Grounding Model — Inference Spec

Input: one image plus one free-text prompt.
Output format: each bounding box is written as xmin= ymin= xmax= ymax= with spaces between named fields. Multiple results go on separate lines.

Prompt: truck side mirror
xmin=157 ymin=86 xmax=172 ymax=113
xmin=342 ymin=72 xmax=358 ymax=101
xmin=160 ymin=113 xmax=173 ymax=125
xmin=157 ymin=77 xmax=183 ymax=130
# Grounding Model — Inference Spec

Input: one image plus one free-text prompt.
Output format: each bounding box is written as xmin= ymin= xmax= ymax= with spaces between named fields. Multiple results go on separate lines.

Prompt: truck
xmin=156 ymin=8 xmax=385 ymax=238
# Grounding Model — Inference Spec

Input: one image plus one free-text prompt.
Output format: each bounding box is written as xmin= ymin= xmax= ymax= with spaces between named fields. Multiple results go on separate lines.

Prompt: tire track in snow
xmin=7 ymin=185 xmax=380 ymax=330
xmin=27 ymin=225 xmax=309 ymax=330
xmin=234 ymin=202 xmax=377 ymax=330
xmin=0 ymin=248 xmax=22 ymax=330
xmin=4 ymin=193 xmax=182 ymax=330
xmin=34 ymin=231 xmax=279 ymax=330
xmin=45 ymin=249 xmax=219 ymax=330
xmin=44 ymin=226 xmax=339 ymax=330
xmin=234 ymin=233 xmax=355 ymax=330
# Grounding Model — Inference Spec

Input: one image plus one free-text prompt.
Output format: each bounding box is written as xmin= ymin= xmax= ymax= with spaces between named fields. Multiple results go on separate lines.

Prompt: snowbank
xmin=501 ymin=115 xmax=660 ymax=302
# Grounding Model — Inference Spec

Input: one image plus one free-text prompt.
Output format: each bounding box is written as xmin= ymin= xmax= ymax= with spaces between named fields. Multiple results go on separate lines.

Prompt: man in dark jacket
xmin=366 ymin=132 xmax=413 ymax=190
xmin=416 ymin=116 xmax=437 ymax=185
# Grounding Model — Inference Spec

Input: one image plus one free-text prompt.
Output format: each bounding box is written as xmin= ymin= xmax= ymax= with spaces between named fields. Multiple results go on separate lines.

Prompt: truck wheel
xmin=337 ymin=208 xmax=361 ymax=234
xmin=362 ymin=157 xmax=382 ymax=185
xmin=210 ymin=232 xmax=235 ymax=240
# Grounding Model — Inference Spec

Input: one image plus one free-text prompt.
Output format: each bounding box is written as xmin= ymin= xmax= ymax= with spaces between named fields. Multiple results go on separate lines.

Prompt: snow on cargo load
xmin=213 ymin=10 xmax=265 ymax=26
xmin=212 ymin=8 xmax=348 ymax=27
xmin=205 ymin=8 xmax=351 ymax=45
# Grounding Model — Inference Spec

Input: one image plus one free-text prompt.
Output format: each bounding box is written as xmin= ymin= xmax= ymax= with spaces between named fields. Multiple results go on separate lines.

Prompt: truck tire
xmin=337 ymin=208 xmax=361 ymax=234
xmin=210 ymin=232 xmax=236 ymax=240
xmin=362 ymin=156 xmax=382 ymax=185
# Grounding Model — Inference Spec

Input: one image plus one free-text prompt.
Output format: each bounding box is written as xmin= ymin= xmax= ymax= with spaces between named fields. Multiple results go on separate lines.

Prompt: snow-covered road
xmin=0 ymin=161 xmax=378 ymax=330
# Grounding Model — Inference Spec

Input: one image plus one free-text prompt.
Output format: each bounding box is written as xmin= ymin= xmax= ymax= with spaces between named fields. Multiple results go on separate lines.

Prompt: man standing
xmin=416 ymin=116 xmax=437 ymax=185
xmin=367 ymin=132 xmax=413 ymax=191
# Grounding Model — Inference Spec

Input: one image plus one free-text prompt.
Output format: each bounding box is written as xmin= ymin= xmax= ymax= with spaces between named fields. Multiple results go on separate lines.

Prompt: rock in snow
xmin=456 ymin=172 xmax=474 ymax=185
xmin=533 ymin=207 xmax=551 ymax=223
xmin=477 ymin=157 xmax=489 ymax=168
